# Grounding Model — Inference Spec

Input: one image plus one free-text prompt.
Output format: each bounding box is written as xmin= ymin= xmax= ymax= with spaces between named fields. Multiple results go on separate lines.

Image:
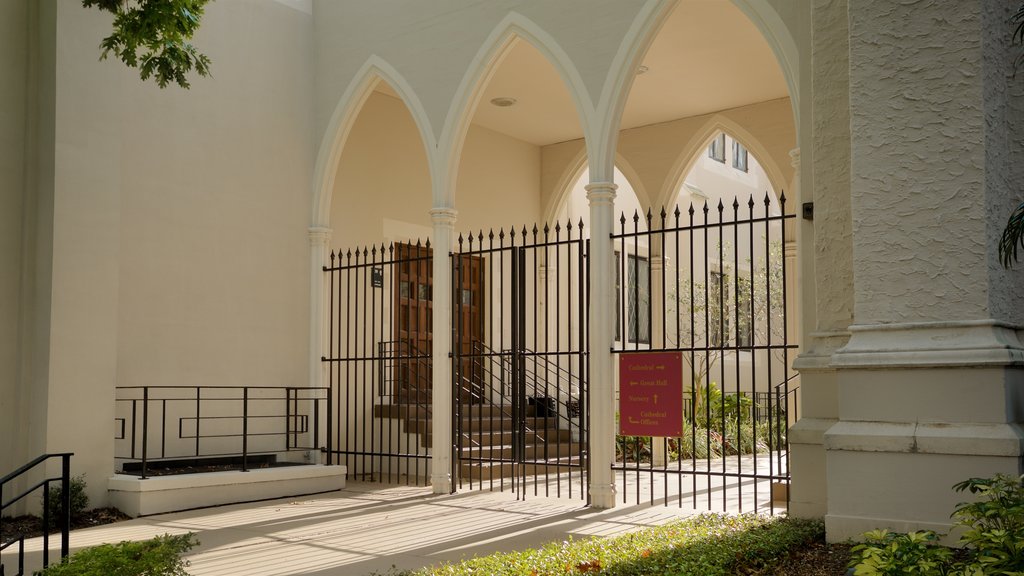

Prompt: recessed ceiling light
xmin=490 ymin=97 xmax=517 ymax=107
xmin=637 ymin=65 xmax=649 ymax=75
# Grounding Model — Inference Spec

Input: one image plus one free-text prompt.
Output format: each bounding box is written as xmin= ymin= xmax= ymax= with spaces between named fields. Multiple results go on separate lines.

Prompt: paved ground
xmin=5 ymin=463 xmax=787 ymax=576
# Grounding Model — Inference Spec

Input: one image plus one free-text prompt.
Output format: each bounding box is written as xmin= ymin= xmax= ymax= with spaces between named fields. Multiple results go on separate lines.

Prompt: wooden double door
xmin=393 ymin=244 xmax=483 ymax=396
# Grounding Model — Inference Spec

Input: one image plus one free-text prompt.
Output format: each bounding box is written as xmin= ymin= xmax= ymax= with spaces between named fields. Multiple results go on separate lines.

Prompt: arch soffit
xmin=311 ymin=56 xmax=437 ymax=228
xmin=594 ymin=0 xmax=800 ymax=182
xmin=659 ymin=115 xmax=787 ymax=210
xmin=438 ymin=12 xmax=595 ymax=208
xmin=543 ymin=146 xmax=650 ymax=226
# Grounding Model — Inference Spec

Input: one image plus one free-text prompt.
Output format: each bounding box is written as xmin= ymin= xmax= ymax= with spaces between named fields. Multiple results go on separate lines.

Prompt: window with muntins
xmin=708 ymin=133 xmax=726 ymax=163
xmin=732 ymin=140 xmax=748 ymax=172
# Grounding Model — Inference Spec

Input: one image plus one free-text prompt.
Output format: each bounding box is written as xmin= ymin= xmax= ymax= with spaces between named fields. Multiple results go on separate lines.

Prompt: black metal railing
xmin=115 ymin=386 xmax=329 ymax=478
xmin=323 ymin=242 xmax=435 ymax=485
xmin=1 ymin=453 xmax=73 ymax=576
xmin=452 ymin=223 xmax=589 ymax=501
xmin=612 ymin=193 xmax=797 ymax=513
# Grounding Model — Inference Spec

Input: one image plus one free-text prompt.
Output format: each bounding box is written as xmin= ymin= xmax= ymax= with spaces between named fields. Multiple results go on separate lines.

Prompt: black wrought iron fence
xmin=114 ymin=386 xmax=329 ymax=478
xmin=612 ymin=193 xmax=797 ymax=513
xmin=323 ymin=242 xmax=435 ymax=485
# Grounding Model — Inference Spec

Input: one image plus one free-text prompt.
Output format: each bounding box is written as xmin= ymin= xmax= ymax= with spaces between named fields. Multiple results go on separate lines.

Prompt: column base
xmin=431 ymin=472 xmax=452 ymax=495
xmin=589 ymin=481 xmax=617 ymax=509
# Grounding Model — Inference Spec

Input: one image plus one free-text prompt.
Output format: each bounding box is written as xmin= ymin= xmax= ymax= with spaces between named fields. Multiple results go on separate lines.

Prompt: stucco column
xmin=308 ymin=227 xmax=331 ymax=391
xmin=586 ymin=181 xmax=617 ymax=508
xmin=308 ymin=227 xmax=331 ymax=461
xmin=430 ymin=207 xmax=456 ymax=494
xmin=825 ymin=0 xmax=1024 ymax=541
xmin=789 ymin=0 xmax=857 ymax=522
xmin=649 ymin=245 xmax=666 ymax=467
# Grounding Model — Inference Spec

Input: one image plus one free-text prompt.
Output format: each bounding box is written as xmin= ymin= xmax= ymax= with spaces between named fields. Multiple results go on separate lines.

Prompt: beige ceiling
xmin=472 ymin=0 xmax=789 ymax=146
xmin=373 ymin=1 xmax=789 ymax=147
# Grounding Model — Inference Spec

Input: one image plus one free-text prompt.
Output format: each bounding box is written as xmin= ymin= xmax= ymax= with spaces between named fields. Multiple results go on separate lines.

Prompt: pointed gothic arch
xmin=543 ymin=147 xmax=650 ymax=226
xmin=437 ymin=12 xmax=593 ymax=208
xmin=311 ymin=56 xmax=436 ymax=229
xmin=659 ymin=115 xmax=787 ymax=210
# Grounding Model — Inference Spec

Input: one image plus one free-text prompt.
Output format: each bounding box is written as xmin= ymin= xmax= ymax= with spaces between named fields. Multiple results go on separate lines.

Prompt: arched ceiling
xmin=373 ymin=1 xmax=789 ymax=148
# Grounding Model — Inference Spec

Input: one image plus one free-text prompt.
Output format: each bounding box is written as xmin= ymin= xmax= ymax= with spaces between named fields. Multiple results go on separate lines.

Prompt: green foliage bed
xmin=396 ymin=514 xmax=821 ymax=576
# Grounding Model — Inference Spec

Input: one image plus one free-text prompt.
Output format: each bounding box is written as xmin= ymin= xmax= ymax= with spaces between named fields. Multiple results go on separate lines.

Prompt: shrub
xmin=414 ymin=514 xmax=822 ymax=575
xmin=951 ymin=474 xmax=1024 ymax=575
xmin=849 ymin=529 xmax=952 ymax=575
xmin=43 ymin=475 xmax=88 ymax=531
xmin=36 ymin=533 xmax=198 ymax=576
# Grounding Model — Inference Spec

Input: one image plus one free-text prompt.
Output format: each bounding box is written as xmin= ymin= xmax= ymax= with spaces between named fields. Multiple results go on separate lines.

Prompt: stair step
xmin=459 ymin=442 xmax=582 ymax=460
xmin=374 ymin=404 xmax=538 ymax=419
xmin=458 ymin=456 xmax=585 ymax=481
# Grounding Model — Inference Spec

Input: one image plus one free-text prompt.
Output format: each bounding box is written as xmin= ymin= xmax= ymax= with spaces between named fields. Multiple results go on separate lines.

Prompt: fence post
xmin=242 ymin=387 xmax=249 ymax=472
xmin=141 ymin=387 xmax=149 ymax=479
xmin=60 ymin=453 xmax=71 ymax=560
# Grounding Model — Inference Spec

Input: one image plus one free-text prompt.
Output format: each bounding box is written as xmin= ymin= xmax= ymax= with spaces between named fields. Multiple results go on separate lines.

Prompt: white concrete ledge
xmin=788 ymin=417 xmax=836 ymax=445
xmin=832 ymin=320 xmax=1024 ymax=368
xmin=825 ymin=421 xmax=1024 ymax=456
xmin=107 ymin=464 xmax=346 ymax=517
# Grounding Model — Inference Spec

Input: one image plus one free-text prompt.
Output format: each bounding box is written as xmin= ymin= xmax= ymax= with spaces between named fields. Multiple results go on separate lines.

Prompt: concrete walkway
xmin=5 ymin=470 xmax=786 ymax=576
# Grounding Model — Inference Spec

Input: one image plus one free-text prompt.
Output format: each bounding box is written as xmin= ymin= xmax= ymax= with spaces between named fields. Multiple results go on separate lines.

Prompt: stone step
xmin=374 ymin=403 xmax=537 ymax=419
xmin=458 ymin=456 xmax=585 ymax=481
xmin=458 ymin=441 xmax=582 ymax=460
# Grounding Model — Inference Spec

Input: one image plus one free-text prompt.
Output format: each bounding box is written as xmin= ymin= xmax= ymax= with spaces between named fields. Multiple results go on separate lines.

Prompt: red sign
xmin=619 ymin=352 xmax=683 ymax=437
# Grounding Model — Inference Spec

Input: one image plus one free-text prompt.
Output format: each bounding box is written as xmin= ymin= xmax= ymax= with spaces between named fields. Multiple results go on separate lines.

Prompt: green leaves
xmin=83 ymin=0 xmax=212 ymax=89
xmin=997 ymin=202 xmax=1024 ymax=269
xmin=414 ymin=515 xmax=823 ymax=576
xmin=849 ymin=530 xmax=952 ymax=576
xmin=36 ymin=533 xmax=197 ymax=576
xmin=850 ymin=474 xmax=1024 ymax=576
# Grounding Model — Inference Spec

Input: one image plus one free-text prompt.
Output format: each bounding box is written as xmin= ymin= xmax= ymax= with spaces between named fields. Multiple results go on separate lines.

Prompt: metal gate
xmin=451 ymin=224 xmax=589 ymax=501
xmin=611 ymin=194 xmax=797 ymax=514
xmin=323 ymin=242 xmax=435 ymax=484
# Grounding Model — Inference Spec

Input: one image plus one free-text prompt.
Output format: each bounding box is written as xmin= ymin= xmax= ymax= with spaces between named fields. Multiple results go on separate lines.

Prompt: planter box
xmin=108 ymin=464 xmax=346 ymax=517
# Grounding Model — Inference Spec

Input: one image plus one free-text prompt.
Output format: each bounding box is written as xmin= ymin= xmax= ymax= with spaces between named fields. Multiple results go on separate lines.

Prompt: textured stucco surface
xmin=810 ymin=0 xmax=853 ymax=332
xmin=981 ymin=1 xmax=1024 ymax=326
xmin=849 ymin=0 xmax=990 ymax=324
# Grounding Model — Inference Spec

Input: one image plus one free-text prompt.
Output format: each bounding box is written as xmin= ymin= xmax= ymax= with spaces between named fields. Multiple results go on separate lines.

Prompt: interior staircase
xmin=373 ymin=340 xmax=584 ymax=483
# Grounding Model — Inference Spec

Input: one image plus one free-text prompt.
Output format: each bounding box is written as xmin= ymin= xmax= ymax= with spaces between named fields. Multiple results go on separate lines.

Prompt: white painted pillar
xmin=308 ymin=226 xmax=331 ymax=461
xmin=649 ymin=245 xmax=667 ymax=467
xmin=586 ymin=181 xmax=617 ymax=508
xmin=308 ymin=227 xmax=331 ymax=390
xmin=430 ymin=207 xmax=456 ymax=494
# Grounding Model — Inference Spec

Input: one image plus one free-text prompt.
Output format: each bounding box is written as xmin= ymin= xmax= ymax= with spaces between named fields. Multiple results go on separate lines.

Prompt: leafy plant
xmin=43 ymin=475 xmax=88 ymax=532
xmin=849 ymin=474 xmax=1024 ymax=576
xmin=36 ymin=533 xmax=198 ymax=576
xmin=83 ymin=0 xmax=212 ymax=89
xmin=849 ymin=529 xmax=953 ymax=576
xmin=951 ymin=474 xmax=1024 ymax=575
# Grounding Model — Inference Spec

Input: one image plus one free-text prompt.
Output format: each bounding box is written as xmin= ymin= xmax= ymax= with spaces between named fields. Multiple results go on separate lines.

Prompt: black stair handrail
xmin=0 ymin=453 xmax=74 ymax=576
xmin=468 ymin=341 xmax=582 ymax=434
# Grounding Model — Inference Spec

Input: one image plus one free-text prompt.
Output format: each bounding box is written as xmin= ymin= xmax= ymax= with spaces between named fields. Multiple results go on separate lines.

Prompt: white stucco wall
xmin=0 ymin=0 xmax=30 ymax=477
xmin=848 ymin=1 xmax=1013 ymax=324
xmin=809 ymin=0 xmax=852 ymax=334
xmin=38 ymin=0 xmax=314 ymax=504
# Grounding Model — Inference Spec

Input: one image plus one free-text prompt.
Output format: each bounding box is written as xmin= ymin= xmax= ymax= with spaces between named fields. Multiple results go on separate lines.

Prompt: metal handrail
xmin=115 ymin=386 xmax=329 ymax=478
xmin=0 ymin=453 xmax=73 ymax=575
